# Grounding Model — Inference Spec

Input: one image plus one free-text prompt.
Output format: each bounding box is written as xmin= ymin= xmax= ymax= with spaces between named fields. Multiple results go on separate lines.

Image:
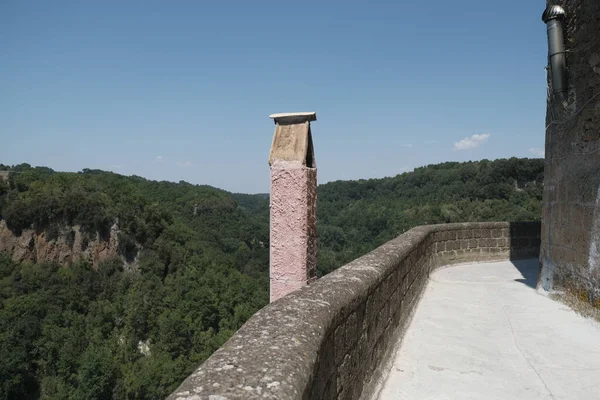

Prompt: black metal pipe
xmin=542 ymin=5 xmax=567 ymax=97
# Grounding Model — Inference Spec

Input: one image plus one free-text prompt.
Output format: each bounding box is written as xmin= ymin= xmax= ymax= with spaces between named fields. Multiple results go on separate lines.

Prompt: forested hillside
xmin=316 ymin=158 xmax=544 ymax=275
xmin=0 ymin=157 xmax=543 ymax=399
xmin=0 ymin=164 xmax=269 ymax=399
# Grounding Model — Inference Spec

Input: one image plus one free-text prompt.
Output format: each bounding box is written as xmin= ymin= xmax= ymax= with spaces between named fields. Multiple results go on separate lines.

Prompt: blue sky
xmin=0 ymin=0 xmax=548 ymax=193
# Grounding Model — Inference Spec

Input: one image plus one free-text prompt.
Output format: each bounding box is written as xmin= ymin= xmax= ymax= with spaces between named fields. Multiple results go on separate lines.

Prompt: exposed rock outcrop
xmin=0 ymin=220 xmax=120 ymax=268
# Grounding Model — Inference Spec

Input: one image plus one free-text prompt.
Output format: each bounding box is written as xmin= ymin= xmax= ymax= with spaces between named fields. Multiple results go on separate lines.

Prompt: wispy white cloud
xmin=453 ymin=133 xmax=491 ymax=151
xmin=176 ymin=161 xmax=193 ymax=168
xmin=154 ymin=155 xmax=164 ymax=163
xmin=529 ymin=148 xmax=545 ymax=157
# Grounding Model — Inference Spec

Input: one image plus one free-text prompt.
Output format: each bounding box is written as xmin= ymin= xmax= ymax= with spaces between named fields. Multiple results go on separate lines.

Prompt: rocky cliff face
xmin=0 ymin=220 xmax=121 ymax=268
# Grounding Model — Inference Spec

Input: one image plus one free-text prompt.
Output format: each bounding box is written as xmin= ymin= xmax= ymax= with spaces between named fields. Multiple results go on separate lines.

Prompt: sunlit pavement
xmin=377 ymin=259 xmax=600 ymax=400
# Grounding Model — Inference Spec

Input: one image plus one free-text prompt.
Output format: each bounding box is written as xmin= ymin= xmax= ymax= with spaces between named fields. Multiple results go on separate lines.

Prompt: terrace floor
xmin=376 ymin=259 xmax=600 ymax=400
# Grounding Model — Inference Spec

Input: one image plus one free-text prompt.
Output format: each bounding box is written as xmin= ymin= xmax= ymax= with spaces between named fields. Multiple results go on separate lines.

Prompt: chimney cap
xmin=269 ymin=112 xmax=317 ymax=124
xmin=542 ymin=5 xmax=566 ymax=23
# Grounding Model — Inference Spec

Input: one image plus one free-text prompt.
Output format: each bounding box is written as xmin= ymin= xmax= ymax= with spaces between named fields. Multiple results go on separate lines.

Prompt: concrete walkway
xmin=377 ymin=259 xmax=600 ymax=400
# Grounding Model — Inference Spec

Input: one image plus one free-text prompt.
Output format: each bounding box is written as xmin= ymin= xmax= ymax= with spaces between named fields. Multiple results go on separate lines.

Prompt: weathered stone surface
xmin=269 ymin=113 xmax=318 ymax=302
xmin=540 ymin=0 xmax=600 ymax=308
xmin=0 ymin=220 xmax=120 ymax=268
xmin=169 ymin=222 xmax=541 ymax=400
xmin=269 ymin=163 xmax=318 ymax=301
xmin=268 ymin=118 xmax=316 ymax=167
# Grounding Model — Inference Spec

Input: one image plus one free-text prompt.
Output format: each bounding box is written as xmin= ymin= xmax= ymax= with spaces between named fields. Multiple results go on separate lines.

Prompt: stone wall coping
xmin=168 ymin=221 xmax=540 ymax=400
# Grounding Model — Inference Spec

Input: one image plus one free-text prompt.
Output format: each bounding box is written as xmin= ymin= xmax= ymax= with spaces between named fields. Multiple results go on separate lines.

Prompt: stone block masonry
xmin=539 ymin=0 xmax=600 ymax=308
xmin=168 ymin=221 xmax=540 ymax=400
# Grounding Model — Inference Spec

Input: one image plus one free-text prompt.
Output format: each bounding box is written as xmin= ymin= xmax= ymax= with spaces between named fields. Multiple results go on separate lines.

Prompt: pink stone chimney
xmin=268 ymin=112 xmax=318 ymax=302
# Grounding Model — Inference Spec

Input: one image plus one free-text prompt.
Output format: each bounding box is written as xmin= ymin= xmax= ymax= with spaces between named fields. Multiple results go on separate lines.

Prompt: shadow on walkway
xmin=511 ymin=258 xmax=538 ymax=289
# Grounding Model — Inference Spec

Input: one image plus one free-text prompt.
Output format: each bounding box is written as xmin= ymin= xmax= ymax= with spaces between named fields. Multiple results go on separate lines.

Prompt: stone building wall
xmin=539 ymin=0 xmax=600 ymax=308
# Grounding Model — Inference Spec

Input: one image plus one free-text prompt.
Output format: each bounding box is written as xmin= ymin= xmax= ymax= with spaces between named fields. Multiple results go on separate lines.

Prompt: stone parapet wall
xmin=169 ymin=221 xmax=540 ymax=400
